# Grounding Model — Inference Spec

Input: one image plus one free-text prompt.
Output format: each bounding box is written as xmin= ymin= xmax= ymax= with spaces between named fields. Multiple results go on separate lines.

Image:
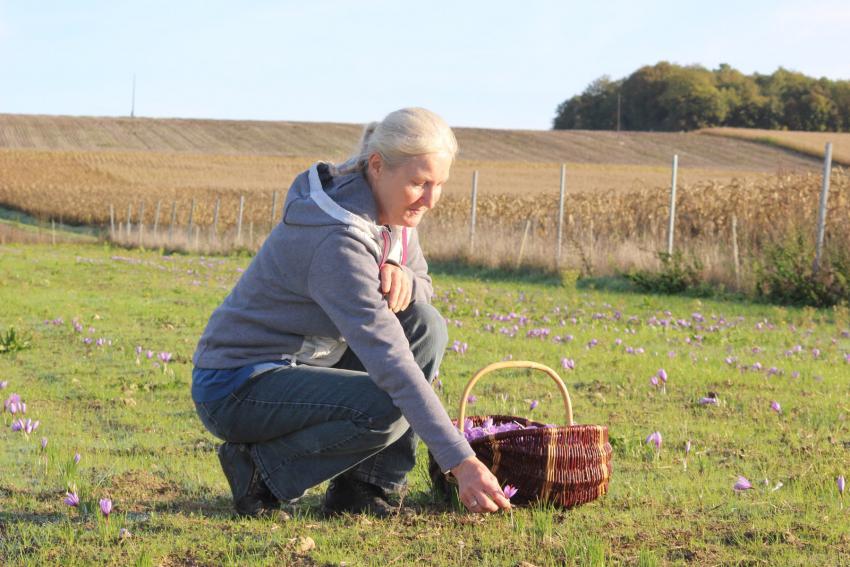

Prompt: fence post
xmin=137 ymin=201 xmax=145 ymax=246
xmin=469 ymin=171 xmax=478 ymax=255
xmin=194 ymin=225 xmax=200 ymax=250
xmin=169 ymin=201 xmax=177 ymax=244
xmin=236 ymin=196 xmax=245 ymax=245
xmin=556 ymin=163 xmax=566 ymax=269
xmin=813 ymin=142 xmax=833 ymax=275
xmin=667 ymin=154 xmax=678 ymax=255
xmin=153 ymin=200 xmax=161 ymax=240
xmin=187 ymin=198 xmax=196 ymax=240
xmin=731 ymin=214 xmax=740 ymax=289
xmin=109 ymin=205 xmax=115 ymax=239
xmin=51 ymin=219 xmax=56 ymax=246
xmin=249 ymin=221 xmax=254 ymax=248
xmin=516 ymin=219 xmax=532 ymax=269
xmin=270 ymin=191 xmax=278 ymax=234
xmin=126 ymin=203 xmax=133 ymax=239
xmin=212 ymin=198 xmax=221 ymax=242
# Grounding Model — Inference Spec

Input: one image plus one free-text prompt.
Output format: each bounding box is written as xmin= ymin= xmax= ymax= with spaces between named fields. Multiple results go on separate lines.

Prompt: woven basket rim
xmin=456 ymin=414 xmax=608 ymax=446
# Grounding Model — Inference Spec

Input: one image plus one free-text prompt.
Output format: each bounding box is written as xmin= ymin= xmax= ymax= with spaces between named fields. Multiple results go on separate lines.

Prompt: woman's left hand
xmin=380 ymin=264 xmax=412 ymax=313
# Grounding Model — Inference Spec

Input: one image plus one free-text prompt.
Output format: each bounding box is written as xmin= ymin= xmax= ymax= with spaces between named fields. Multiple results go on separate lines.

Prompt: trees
xmin=552 ymin=62 xmax=848 ymax=132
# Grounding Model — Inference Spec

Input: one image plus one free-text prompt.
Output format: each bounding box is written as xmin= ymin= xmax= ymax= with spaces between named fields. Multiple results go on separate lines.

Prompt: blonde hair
xmin=333 ymin=107 xmax=458 ymax=175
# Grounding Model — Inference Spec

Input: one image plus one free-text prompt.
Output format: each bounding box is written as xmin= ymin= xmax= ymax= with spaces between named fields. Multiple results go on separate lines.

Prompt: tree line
xmin=553 ymin=62 xmax=850 ymax=132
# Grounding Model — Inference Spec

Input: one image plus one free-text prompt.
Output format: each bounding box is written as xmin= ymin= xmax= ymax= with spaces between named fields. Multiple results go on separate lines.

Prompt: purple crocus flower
xmin=657 ymin=369 xmax=667 ymax=383
xmin=41 ymin=437 xmax=48 ymax=450
xmin=770 ymin=401 xmax=781 ymax=414
xmin=0 ymin=381 xmax=6 ymax=389
xmin=529 ymin=400 xmax=539 ymax=411
xmin=73 ymin=452 xmax=81 ymax=465
xmin=503 ymin=484 xmax=518 ymax=499
xmin=467 ymin=395 xmax=477 ymax=404
xmin=135 ymin=345 xmax=143 ymax=355
xmin=64 ymin=491 xmax=80 ymax=507
xmin=99 ymin=498 xmax=113 ymax=517
xmin=10 ymin=419 xmax=23 ymax=432
xmin=733 ymin=476 xmax=753 ymax=492
xmin=645 ymin=431 xmax=662 ymax=450
xmin=146 ymin=350 xmax=154 ymax=359
xmin=561 ymin=358 xmax=575 ymax=370
xmin=699 ymin=396 xmax=719 ymax=405
xmin=23 ymin=419 xmax=39 ymax=434
xmin=158 ymin=352 xmax=172 ymax=363
xmin=838 ymin=475 xmax=846 ymax=496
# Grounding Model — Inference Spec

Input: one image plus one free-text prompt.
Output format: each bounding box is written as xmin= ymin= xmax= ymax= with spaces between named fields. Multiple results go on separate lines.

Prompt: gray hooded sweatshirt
xmin=192 ymin=163 xmax=474 ymax=472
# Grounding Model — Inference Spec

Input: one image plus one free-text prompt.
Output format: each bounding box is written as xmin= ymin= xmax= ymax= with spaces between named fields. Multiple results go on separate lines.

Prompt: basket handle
xmin=457 ymin=361 xmax=574 ymax=431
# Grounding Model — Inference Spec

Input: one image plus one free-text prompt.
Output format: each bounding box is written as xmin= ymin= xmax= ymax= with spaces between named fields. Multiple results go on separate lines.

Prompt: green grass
xmin=1 ymin=243 xmax=849 ymax=566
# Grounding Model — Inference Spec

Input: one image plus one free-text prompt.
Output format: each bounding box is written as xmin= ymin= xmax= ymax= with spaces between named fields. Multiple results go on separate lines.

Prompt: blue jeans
xmin=194 ymin=303 xmax=448 ymax=501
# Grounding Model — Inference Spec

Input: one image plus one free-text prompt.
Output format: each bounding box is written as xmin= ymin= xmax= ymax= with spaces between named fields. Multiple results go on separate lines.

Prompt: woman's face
xmin=367 ymin=151 xmax=452 ymax=227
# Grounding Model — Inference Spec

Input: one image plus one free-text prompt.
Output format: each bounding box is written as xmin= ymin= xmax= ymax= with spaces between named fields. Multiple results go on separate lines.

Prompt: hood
xmin=283 ymin=162 xmax=382 ymax=237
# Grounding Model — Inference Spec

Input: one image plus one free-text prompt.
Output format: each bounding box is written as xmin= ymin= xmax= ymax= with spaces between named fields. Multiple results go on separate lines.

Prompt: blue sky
xmin=1 ymin=0 xmax=847 ymax=129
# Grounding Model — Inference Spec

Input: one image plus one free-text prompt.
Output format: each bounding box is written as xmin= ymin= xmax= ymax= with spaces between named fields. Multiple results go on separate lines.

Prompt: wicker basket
xmin=429 ymin=361 xmax=612 ymax=509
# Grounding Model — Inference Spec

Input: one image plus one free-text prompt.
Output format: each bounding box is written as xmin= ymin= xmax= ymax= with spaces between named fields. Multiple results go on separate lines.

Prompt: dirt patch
xmin=108 ymin=469 xmax=184 ymax=512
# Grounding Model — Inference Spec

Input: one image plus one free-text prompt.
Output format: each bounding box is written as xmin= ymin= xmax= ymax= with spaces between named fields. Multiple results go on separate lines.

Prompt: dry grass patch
xmin=701 ymin=127 xmax=850 ymax=166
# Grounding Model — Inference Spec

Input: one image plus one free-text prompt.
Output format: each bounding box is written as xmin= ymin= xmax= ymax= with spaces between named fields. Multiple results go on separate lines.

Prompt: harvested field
xmin=0 ymin=113 xmax=822 ymax=169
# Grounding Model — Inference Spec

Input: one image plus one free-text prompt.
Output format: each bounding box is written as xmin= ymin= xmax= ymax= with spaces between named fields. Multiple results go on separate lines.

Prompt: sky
xmin=1 ymin=0 xmax=848 ymax=130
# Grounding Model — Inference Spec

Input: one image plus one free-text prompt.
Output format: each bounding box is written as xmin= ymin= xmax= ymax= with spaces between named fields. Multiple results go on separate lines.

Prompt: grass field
xmin=1 ymin=242 xmax=848 ymax=565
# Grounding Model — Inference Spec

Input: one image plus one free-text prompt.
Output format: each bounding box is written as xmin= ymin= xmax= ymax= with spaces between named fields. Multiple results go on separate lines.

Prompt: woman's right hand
xmin=450 ymin=456 xmax=512 ymax=513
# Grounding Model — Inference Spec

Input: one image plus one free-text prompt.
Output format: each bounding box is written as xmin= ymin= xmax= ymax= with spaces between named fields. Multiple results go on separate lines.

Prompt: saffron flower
xmin=770 ymin=401 xmax=781 ymax=414
xmin=561 ymin=358 xmax=575 ymax=370
xmin=503 ymin=485 xmax=518 ymax=499
xmin=467 ymin=395 xmax=477 ymax=404
xmin=645 ymin=431 xmax=662 ymax=450
xmin=0 ymin=381 xmax=6 ymax=389
xmin=99 ymin=498 xmax=113 ymax=518
xmin=657 ymin=369 xmax=668 ymax=383
xmin=73 ymin=452 xmax=81 ymax=465
xmin=41 ymin=437 xmax=48 ymax=450
xmin=838 ymin=475 xmax=845 ymax=496
xmin=23 ymin=418 xmax=40 ymax=434
xmin=10 ymin=419 xmax=23 ymax=432
xmin=733 ymin=476 xmax=753 ymax=492
xmin=64 ymin=491 xmax=80 ymax=507
xmin=529 ymin=400 xmax=539 ymax=411
xmin=158 ymin=352 xmax=172 ymax=363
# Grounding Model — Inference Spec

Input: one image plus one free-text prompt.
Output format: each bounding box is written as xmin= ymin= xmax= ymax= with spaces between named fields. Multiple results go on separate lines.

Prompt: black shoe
xmin=217 ymin=442 xmax=278 ymax=517
xmin=321 ymin=475 xmax=395 ymax=518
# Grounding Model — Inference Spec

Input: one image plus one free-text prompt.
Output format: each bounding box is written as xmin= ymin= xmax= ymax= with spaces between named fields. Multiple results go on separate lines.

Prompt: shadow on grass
xmin=577 ymin=274 xmax=750 ymax=303
xmin=429 ymin=259 xmax=564 ymax=286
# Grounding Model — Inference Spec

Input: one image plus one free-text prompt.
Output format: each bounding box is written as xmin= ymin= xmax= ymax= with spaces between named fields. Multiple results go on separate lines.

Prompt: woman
xmin=191 ymin=107 xmax=511 ymax=518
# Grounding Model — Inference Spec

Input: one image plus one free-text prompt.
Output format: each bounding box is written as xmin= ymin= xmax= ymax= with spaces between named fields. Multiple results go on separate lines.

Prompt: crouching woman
xmin=191 ymin=107 xmax=511 ymax=517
